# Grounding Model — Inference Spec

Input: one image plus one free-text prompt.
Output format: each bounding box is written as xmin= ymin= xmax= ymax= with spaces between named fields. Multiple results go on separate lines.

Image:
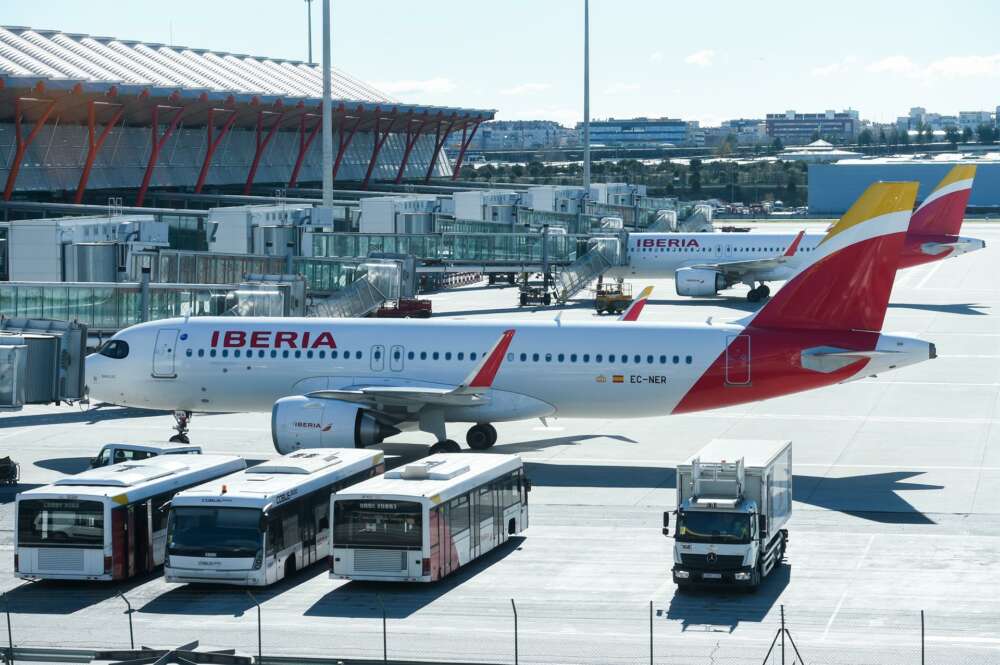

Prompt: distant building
xmin=959 ymin=111 xmax=994 ymax=133
xmin=777 ymin=139 xmax=862 ymax=163
xmin=449 ymin=120 xmax=578 ymax=152
xmin=765 ymin=110 xmax=860 ymax=144
xmin=578 ymin=117 xmax=697 ymax=147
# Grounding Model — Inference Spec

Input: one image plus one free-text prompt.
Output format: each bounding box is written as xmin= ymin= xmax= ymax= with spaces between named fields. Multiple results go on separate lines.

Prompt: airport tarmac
xmin=1 ymin=221 xmax=999 ymax=664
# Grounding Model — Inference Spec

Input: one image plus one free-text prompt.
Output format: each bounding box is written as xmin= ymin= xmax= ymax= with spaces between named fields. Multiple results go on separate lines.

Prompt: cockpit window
xmin=98 ymin=340 xmax=129 ymax=359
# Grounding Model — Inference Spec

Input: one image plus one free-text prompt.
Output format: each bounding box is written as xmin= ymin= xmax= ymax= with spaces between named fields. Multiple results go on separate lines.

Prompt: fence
xmin=0 ymin=584 xmax=990 ymax=665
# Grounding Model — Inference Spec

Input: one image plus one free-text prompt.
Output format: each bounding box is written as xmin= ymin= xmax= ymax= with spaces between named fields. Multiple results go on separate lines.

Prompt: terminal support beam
xmin=451 ymin=119 xmax=482 ymax=180
xmin=424 ymin=114 xmax=458 ymax=183
xmin=394 ymin=115 xmax=431 ymax=184
xmin=243 ymin=108 xmax=289 ymax=195
xmin=331 ymin=107 xmax=363 ymax=181
xmin=74 ymin=101 xmax=124 ymax=203
xmin=361 ymin=109 xmax=399 ymax=190
xmin=3 ymin=97 xmax=57 ymax=201
xmin=194 ymin=107 xmax=239 ymax=193
xmin=136 ymin=104 xmax=185 ymax=207
xmin=287 ymin=113 xmax=321 ymax=188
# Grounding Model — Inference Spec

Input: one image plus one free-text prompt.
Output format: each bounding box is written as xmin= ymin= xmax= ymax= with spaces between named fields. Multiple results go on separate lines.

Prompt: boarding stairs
xmin=553 ymin=237 xmax=621 ymax=303
xmin=310 ymin=261 xmax=402 ymax=318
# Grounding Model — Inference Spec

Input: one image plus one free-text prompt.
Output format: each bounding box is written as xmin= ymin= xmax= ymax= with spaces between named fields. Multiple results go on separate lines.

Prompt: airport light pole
xmin=321 ymin=0 xmax=334 ymax=207
xmin=305 ymin=0 xmax=314 ymax=64
xmin=582 ymin=0 xmax=591 ymax=193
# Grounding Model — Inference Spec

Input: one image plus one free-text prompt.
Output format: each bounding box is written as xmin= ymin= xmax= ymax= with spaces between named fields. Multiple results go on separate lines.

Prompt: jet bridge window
xmin=97 ymin=340 xmax=130 ymax=359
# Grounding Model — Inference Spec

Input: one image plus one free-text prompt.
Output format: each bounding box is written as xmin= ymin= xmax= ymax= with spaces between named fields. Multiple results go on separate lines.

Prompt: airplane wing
xmin=619 ymin=286 xmax=653 ymax=322
xmin=688 ymin=230 xmax=805 ymax=277
xmin=307 ymin=329 xmax=516 ymax=409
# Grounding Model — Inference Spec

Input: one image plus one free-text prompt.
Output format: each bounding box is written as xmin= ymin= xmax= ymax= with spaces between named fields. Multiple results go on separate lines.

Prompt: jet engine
xmin=271 ymin=396 xmax=399 ymax=453
xmin=675 ymin=267 xmax=727 ymax=297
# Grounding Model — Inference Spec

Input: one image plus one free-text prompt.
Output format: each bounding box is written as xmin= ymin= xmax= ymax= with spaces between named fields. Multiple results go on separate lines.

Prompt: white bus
xmin=331 ymin=453 xmax=529 ymax=582
xmin=165 ymin=449 xmax=385 ymax=586
xmin=15 ymin=455 xmax=245 ymax=581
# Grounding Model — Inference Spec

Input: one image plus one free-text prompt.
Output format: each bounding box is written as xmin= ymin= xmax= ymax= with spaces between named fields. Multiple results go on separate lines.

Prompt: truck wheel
xmin=745 ymin=565 xmax=762 ymax=594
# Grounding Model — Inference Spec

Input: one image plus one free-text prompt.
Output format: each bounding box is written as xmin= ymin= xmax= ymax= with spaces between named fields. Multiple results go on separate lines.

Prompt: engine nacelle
xmin=675 ymin=267 xmax=727 ymax=297
xmin=271 ymin=396 xmax=399 ymax=453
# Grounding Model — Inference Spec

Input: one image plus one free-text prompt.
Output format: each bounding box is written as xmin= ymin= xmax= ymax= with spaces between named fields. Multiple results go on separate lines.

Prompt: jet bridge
xmin=0 ymin=318 xmax=87 ymax=410
xmin=310 ymin=260 xmax=406 ymax=318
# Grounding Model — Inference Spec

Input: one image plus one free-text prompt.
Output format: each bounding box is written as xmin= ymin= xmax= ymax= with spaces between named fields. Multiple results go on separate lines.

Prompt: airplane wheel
xmin=758 ymin=284 xmax=771 ymax=298
xmin=466 ymin=424 xmax=497 ymax=450
xmin=429 ymin=440 xmax=461 ymax=455
xmin=169 ymin=434 xmax=190 ymax=444
xmin=746 ymin=288 xmax=762 ymax=303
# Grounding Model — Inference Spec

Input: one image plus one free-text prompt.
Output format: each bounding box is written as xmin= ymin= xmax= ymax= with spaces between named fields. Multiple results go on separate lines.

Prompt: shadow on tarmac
xmin=5 ymin=572 xmax=159 ymax=615
xmin=139 ymin=562 xmax=328 ymax=616
xmin=34 ymin=457 xmax=92 ymax=475
xmin=887 ymin=302 xmax=990 ymax=316
xmin=305 ymin=537 xmax=525 ymax=620
xmin=522 ymin=463 xmax=941 ymax=523
xmin=0 ymin=406 xmax=163 ymax=429
xmin=663 ymin=563 xmax=791 ymax=631
xmin=0 ymin=483 xmax=42 ymax=505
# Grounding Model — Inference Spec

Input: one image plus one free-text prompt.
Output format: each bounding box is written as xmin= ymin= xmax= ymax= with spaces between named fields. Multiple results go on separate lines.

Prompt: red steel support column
xmin=243 ymin=109 xmax=289 ymax=194
xmin=74 ymin=101 xmax=124 ymax=203
xmin=3 ymin=97 xmax=57 ymax=201
xmin=361 ymin=110 xmax=399 ymax=190
xmin=424 ymin=115 xmax=458 ymax=183
xmin=394 ymin=115 xmax=431 ymax=184
xmin=136 ymin=104 xmax=185 ymax=207
xmin=287 ymin=113 xmax=321 ymax=188
xmin=451 ymin=119 xmax=482 ymax=180
xmin=331 ymin=109 xmax=364 ymax=181
xmin=194 ymin=107 xmax=238 ymax=193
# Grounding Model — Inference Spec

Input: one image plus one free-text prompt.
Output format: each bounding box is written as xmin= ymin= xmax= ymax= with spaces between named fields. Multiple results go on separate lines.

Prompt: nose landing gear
xmin=169 ymin=410 xmax=191 ymax=444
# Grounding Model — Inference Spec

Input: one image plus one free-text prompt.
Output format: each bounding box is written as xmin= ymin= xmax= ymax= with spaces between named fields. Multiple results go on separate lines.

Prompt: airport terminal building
xmin=0 ymin=25 xmax=494 ymax=202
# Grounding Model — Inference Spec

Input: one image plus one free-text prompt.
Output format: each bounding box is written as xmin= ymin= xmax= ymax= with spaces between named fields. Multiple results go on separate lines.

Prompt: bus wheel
xmin=284 ymin=555 xmax=296 ymax=579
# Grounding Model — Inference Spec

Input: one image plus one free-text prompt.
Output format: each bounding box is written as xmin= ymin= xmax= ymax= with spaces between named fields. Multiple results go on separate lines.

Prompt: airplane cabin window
xmin=198 ymin=349 xmax=205 ymax=358
xmin=98 ymin=340 xmax=129 ymax=359
xmin=570 ymin=354 xmax=577 ymax=362
xmin=420 ymin=351 xmax=427 ymax=360
xmin=408 ymin=351 xmax=415 ymax=360
xmin=270 ymin=350 xmax=277 ymax=358
xmin=355 ymin=351 xmax=362 ymax=360
xmin=185 ymin=349 xmax=192 ymax=357
xmin=646 ymin=355 xmax=653 ymax=364
xmin=520 ymin=353 xmax=527 ymax=361
xmin=457 ymin=352 xmax=464 ymax=361
xmin=673 ymin=355 xmax=680 ymax=364
xmin=282 ymin=350 xmax=289 ymax=358
xmin=210 ymin=349 xmax=217 ymax=358
xmin=470 ymin=352 xmax=478 ymax=361
xmin=221 ymin=350 xmax=229 ymax=358
xmin=634 ymin=354 xmax=641 ymax=363
xmin=557 ymin=354 xmax=564 ymax=362
xmin=583 ymin=354 xmax=590 ymax=362
xmin=545 ymin=353 xmax=552 ymax=362
xmin=532 ymin=353 xmax=539 ymax=362
xmin=234 ymin=350 xmax=241 ymax=358
xmin=307 ymin=350 xmax=314 ymax=359
xmin=294 ymin=350 xmax=302 ymax=359
xmin=432 ymin=352 xmax=439 ymax=360
xmin=319 ymin=350 xmax=326 ymax=359
xmin=659 ymin=355 xmax=667 ymax=364
xmin=609 ymin=354 xmax=616 ymax=363
xmin=445 ymin=352 xmax=452 ymax=360
xmin=685 ymin=355 xmax=693 ymax=364
xmin=331 ymin=350 xmax=338 ymax=359
xmin=596 ymin=354 xmax=603 ymax=362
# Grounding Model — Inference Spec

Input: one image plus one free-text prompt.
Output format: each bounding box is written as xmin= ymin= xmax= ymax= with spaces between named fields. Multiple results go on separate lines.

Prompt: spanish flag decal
xmin=612 ymin=375 xmax=624 ymax=384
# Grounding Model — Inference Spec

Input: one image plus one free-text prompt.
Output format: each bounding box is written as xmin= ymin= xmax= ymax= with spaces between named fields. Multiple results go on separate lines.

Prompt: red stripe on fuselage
xmin=672 ymin=327 xmax=879 ymax=414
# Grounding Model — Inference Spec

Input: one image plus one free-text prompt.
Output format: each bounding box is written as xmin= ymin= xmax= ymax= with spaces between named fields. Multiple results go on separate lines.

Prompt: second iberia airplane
xmin=608 ymin=164 xmax=984 ymax=301
xmin=86 ymin=182 xmax=935 ymax=454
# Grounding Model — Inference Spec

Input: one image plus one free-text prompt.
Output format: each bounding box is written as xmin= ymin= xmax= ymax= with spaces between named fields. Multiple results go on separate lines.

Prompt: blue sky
xmin=6 ymin=1 xmax=1000 ymax=126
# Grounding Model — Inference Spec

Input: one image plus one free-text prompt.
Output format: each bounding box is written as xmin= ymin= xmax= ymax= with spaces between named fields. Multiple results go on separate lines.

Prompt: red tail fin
xmin=909 ymin=164 xmax=975 ymax=237
xmin=751 ymin=182 xmax=918 ymax=332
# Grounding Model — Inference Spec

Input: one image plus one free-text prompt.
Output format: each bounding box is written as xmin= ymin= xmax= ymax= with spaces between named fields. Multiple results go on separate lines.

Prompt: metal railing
xmin=310 ymin=232 xmax=586 ymax=264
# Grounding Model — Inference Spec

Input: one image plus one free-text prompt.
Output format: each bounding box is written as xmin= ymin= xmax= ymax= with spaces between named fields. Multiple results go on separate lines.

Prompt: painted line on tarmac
xmin=677 ymin=411 xmax=1000 ymax=427
xmin=915 ymin=261 xmax=944 ymax=290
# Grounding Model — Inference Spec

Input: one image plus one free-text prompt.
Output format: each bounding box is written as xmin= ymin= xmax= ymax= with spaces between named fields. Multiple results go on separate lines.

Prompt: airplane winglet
xmin=783 ymin=230 xmax=805 ymax=257
xmin=462 ymin=329 xmax=516 ymax=389
xmin=619 ymin=285 xmax=654 ymax=322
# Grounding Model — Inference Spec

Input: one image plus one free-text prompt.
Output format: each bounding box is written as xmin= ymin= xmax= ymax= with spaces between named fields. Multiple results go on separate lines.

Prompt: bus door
xmin=477 ymin=486 xmax=495 ymax=553
xmin=133 ymin=501 xmax=152 ymax=574
xmin=390 ymin=345 xmax=404 ymax=372
xmin=300 ymin=502 xmax=317 ymax=566
xmin=152 ymin=329 xmax=179 ymax=378
xmin=370 ymin=345 xmax=385 ymax=372
xmin=431 ymin=504 xmax=446 ymax=579
xmin=469 ymin=492 xmax=480 ymax=559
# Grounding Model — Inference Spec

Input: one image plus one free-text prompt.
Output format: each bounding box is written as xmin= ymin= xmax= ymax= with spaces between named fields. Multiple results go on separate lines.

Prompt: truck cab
xmin=665 ymin=440 xmax=791 ymax=591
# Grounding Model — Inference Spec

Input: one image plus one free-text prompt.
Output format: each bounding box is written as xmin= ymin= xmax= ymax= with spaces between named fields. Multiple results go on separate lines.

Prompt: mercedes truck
xmin=664 ymin=439 xmax=792 ymax=591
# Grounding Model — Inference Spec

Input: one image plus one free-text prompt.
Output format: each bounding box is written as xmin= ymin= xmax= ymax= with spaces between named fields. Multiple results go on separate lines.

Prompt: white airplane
xmin=607 ymin=164 xmax=984 ymax=301
xmin=87 ymin=182 xmax=935 ymax=454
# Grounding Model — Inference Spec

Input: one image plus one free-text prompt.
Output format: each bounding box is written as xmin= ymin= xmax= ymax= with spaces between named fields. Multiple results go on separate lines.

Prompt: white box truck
xmin=664 ymin=439 xmax=792 ymax=591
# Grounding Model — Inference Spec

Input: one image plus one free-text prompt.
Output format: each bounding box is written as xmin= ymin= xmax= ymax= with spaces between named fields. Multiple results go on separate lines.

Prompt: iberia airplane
xmin=607 ymin=164 xmax=983 ymax=301
xmin=86 ymin=182 xmax=935 ymax=454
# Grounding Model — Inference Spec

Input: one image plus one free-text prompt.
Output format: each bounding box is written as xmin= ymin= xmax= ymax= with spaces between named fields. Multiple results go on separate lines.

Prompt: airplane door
xmin=370 ymin=345 xmax=385 ymax=372
xmin=152 ymin=329 xmax=179 ymax=378
xmin=725 ymin=335 xmax=751 ymax=385
xmin=390 ymin=345 xmax=404 ymax=372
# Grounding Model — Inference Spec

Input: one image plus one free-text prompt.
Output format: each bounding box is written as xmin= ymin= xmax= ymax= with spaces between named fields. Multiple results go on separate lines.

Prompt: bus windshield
xmin=334 ymin=500 xmax=422 ymax=549
xmin=676 ymin=511 xmax=751 ymax=544
xmin=168 ymin=506 xmax=262 ymax=558
xmin=17 ymin=499 xmax=105 ymax=548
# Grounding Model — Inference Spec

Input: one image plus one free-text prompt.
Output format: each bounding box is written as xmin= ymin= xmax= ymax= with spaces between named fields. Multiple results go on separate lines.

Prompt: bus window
xmin=449 ymin=496 xmax=470 ymax=535
xmin=17 ymin=499 xmax=104 ymax=548
xmin=334 ymin=500 xmax=422 ymax=548
xmin=502 ymin=473 xmax=518 ymax=509
xmin=168 ymin=506 xmax=262 ymax=559
xmin=477 ymin=487 xmax=494 ymax=524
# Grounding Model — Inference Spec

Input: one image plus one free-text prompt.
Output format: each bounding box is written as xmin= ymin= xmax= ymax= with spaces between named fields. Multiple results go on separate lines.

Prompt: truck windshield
xmin=167 ymin=507 xmax=262 ymax=558
xmin=17 ymin=499 xmax=105 ymax=548
xmin=334 ymin=500 xmax=423 ymax=549
xmin=676 ymin=511 xmax=751 ymax=544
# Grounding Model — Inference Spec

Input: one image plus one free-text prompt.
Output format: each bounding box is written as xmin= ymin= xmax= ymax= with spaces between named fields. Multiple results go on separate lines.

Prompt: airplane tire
xmin=746 ymin=288 xmax=762 ymax=303
xmin=467 ymin=424 xmax=497 ymax=450
xmin=759 ymin=284 xmax=771 ymax=298
xmin=430 ymin=440 xmax=462 ymax=455
xmin=169 ymin=434 xmax=190 ymax=444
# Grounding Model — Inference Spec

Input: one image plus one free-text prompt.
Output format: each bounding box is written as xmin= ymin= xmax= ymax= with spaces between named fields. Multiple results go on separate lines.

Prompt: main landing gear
xmin=169 ymin=410 xmax=191 ymax=444
xmin=427 ymin=423 xmax=498 ymax=455
xmin=746 ymin=284 xmax=771 ymax=303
